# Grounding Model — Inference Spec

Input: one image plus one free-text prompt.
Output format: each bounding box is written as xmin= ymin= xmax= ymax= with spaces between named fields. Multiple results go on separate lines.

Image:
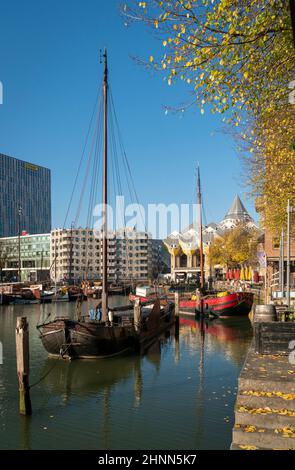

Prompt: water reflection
xmin=40 ymin=328 xmax=176 ymax=401
xmin=0 ymin=302 xmax=252 ymax=450
xmin=180 ymin=315 xmax=252 ymax=366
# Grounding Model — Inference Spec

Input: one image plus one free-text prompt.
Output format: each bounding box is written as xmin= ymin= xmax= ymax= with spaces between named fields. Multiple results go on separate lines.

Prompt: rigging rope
xmin=63 ymin=79 xmax=102 ymax=229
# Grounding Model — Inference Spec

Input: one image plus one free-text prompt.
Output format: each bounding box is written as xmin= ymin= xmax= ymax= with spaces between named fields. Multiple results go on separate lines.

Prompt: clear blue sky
xmin=0 ymin=0 xmax=256 ymax=232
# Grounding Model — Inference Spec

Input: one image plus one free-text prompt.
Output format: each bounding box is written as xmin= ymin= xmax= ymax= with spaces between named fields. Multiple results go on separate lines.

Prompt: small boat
xmin=108 ymin=284 xmax=124 ymax=295
xmin=29 ymin=284 xmax=55 ymax=303
xmin=13 ymin=287 xmax=39 ymax=304
xmin=68 ymin=286 xmax=85 ymax=302
xmin=53 ymin=293 xmax=70 ymax=302
xmin=40 ymin=290 xmax=55 ymax=303
xmin=129 ymin=285 xmax=166 ymax=303
xmin=51 ymin=286 xmax=70 ymax=302
xmin=0 ymin=285 xmax=40 ymax=305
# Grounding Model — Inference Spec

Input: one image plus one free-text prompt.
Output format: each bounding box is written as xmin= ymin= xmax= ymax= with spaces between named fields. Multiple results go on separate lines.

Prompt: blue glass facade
xmin=0 ymin=153 xmax=51 ymax=237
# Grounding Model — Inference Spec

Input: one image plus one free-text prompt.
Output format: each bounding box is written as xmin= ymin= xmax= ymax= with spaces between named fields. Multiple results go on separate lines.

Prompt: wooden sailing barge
xmin=38 ymin=298 xmax=175 ymax=359
xmin=37 ymin=51 xmax=175 ymax=358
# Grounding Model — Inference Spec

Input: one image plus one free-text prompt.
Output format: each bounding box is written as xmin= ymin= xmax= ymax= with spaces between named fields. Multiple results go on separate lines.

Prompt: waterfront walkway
xmin=231 ymin=343 xmax=295 ymax=450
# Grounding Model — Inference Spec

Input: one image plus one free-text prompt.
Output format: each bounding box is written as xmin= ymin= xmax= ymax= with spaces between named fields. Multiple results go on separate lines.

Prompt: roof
xmin=223 ymin=195 xmax=253 ymax=222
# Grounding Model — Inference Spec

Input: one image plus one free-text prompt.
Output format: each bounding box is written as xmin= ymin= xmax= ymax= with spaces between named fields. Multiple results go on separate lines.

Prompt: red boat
xmin=179 ymin=291 xmax=254 ymax=318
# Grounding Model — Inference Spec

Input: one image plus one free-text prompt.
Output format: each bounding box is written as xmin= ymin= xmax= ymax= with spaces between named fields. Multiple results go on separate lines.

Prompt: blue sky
xmin=0 ymin=0 xmax=256 ymax=232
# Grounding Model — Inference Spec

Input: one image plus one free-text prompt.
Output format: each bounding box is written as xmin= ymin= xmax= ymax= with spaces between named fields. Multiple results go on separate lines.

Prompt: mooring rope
xmin=29 ymin=344 xmax=72 ymax=389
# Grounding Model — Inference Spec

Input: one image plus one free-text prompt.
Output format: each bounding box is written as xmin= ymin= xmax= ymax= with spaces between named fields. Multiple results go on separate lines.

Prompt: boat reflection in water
xmin=180 ymin=314 xmax=253 ymax=366
xmin=12 ymin=313 xmax=253 ymax=450
xmin=0 ymin=299 xmax=253 ymax=450
xmin=39 ymin=316 xmax=251 ymax=401
xmin=40 ymin=327 xmax=175 ymax=402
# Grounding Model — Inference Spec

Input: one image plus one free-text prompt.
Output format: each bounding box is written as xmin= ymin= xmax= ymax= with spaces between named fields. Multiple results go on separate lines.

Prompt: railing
xmin=270 ymin=270 xmax=280 ymax=288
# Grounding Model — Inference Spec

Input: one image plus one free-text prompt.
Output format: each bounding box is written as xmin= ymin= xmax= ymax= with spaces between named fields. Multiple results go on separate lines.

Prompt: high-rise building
xmin=0 ymin=153 xmax=51 ymax=237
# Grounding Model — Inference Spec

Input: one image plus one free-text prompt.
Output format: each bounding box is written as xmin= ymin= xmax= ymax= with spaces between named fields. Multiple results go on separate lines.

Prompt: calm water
xmin=0 ymin=298 xmax=252 ymax=450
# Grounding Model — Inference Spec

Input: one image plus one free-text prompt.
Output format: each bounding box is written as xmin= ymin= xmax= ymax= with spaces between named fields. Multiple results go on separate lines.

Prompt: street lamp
xmin=18 ymin=206 xmax=23 ymax=282
xmin=287 ymin=200 xmax=294 ymax=307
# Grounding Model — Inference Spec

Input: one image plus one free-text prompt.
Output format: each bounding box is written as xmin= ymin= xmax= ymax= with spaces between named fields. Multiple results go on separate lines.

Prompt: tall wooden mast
xmin=197 ymin=167 xmax=204 ymax=290
xmin=102 ymin=49 xmax=108 ymax=321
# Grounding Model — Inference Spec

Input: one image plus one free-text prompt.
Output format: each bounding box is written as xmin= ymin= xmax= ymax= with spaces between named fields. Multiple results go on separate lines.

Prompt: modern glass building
xmin=0 ymin=153 xmax=51 ymax=237
xmin=0 ymin=233 xmax=50 ymax=282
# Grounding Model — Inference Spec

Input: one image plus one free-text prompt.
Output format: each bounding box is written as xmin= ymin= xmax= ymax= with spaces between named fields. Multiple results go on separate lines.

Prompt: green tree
xmin=123 ymin=1 xmax=293 ymax=119
xmin=207 ymin=224 xmax=259 ymax=268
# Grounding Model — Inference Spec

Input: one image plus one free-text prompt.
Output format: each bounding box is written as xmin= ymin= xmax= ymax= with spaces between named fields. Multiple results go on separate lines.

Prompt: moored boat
xmin=40 ymin=290 xmax=55 ymax=303
xmin=0 ymin=292 xmax=11 ymax=305
xmin=37 ymin=298 xmax=175 ymax=359
xmin=37 ymin=50 xmax=175 ymax=359
xmin=179 ymin=291 xmax=254 ymax=318
xmin=175 ymin=168 xmax=254 ymax=319
xmin=129 ymin=285 xmax=166 ymax=303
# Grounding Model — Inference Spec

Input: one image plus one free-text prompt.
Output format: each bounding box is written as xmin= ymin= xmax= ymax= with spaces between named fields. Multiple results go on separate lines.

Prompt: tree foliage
xmin=241 ymin=104 xmax=295 ymax=234
xmin=123 ymin=0 xmax=295 ymax=233
xmin=207 ymin=224 xmax=260 ymax=267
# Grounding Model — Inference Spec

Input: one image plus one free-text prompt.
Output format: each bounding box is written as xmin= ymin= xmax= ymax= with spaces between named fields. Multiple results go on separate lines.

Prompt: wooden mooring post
xmin=174 ymin=292 xmax=179 ymax=332
xmin=134 ymin=298 xmax=141 ymax=332
xmin=16 ymin=317 xmax=32 ymax=415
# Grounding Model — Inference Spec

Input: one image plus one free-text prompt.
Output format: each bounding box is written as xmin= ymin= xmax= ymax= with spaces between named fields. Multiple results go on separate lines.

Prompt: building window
xmin=272 ymin=237 xmax=280 ymax=250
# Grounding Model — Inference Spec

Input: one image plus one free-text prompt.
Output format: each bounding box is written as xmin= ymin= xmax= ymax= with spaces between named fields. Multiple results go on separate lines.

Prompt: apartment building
xmin=50 ymin=227 xmax=167 ymax=282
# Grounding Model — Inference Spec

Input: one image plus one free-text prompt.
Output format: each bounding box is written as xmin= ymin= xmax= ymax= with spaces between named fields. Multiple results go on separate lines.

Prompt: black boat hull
xmin=39 ymin=320 xmax=137 ymax=358
xmin=38 ymin=302 xmax=175 ymax=359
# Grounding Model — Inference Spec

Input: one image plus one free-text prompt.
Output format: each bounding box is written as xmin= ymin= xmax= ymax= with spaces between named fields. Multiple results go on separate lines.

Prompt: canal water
xmin=0 ymin=298 xmax=252 ymax=450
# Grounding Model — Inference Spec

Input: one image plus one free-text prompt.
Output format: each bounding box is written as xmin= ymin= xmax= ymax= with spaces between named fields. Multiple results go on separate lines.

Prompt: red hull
xmin=179 ymin=292 xmax=254 ymax=318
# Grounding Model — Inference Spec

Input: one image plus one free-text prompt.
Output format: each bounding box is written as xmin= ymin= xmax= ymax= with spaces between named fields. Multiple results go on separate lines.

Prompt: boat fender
xmin=108 ymin=310 xmax=114 ymax=325
xmin=95 ymin=308 xmax=102 ymax=321
xmin=89 ymin=308 xmax=95 ymax=320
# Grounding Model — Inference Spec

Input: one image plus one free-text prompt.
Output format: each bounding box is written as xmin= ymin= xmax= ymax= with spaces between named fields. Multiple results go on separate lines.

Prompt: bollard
xmin=16 ymin=317 xmax=32 ymax=415
xmin=174 ymin=292 xmax=179 ymax=317
xmin=174 ymin=291 xmax=179 ymax=331
xmin=134 ymin=298 xmax=141 ymax=332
